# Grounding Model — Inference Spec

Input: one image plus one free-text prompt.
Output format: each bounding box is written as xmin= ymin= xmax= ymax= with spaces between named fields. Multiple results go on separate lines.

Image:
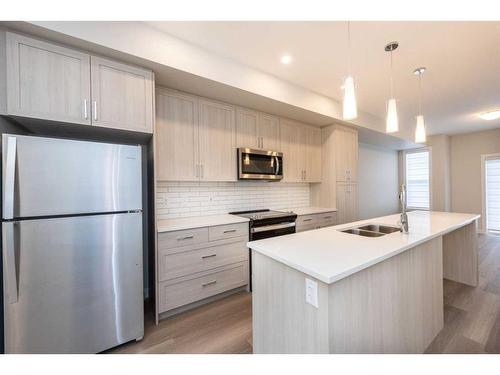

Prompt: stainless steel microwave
xmin=237 ymin=148 xmax=283 ymax=181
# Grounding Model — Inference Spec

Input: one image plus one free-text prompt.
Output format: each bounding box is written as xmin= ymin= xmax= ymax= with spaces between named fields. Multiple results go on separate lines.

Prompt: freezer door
xmin=2 ymin=134 xmax=142 ymax=219
xmin=2 ymin=213 xmax=143 ymax=353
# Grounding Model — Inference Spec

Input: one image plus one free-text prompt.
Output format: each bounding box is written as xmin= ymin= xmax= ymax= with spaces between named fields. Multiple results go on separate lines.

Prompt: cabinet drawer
xmin=158 ymin=227 xmax=209 ymax=249
xmin=319 ymin=212 xmax=336 ymax=227
xmin=209 ymin=223 xmax=248 ymax=242
xmin=159 ymin=240 xmax=248 ymax=281
xmin=296 ymin=214 xmax=318 ymax=226
xmin=158 ymin=262 xmax=249 ymax=312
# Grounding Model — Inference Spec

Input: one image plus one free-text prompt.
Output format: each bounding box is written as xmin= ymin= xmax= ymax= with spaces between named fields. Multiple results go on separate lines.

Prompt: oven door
xmin=238 ymin=148 xmax=283 ymax=180
xmin=250 ymin=222 xmax=296 ymax=240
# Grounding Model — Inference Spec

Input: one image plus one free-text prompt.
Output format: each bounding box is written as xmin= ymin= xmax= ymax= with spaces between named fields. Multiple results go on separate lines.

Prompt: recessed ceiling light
xmin=280 ymin=54 xmax=292 ymax=65
xmin=479 ymin=110 xmax=500 ymax=121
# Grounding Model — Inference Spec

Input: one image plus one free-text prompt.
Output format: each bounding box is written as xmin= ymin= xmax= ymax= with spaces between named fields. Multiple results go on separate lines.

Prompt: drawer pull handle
xmin=202 ymin=254 xmax=217 ymax=259
xmin=303 ymin=218 xmax=312 ymax=222
xmin=324 ymin=216 xmax=332 ymax=219
xmin=223 ymin=229 xmax=237 ymax=233
xmin=202 ymin=280 xmax=217 ymax=287
xmin=177 ymin=235 xmax=194 ymax=241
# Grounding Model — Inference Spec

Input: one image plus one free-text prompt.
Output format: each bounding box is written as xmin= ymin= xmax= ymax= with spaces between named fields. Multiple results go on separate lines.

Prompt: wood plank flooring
xmin=108 ymin=234 xmax=500 ymax=354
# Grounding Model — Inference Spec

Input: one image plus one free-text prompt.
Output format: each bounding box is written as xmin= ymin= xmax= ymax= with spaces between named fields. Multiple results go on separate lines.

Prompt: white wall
xmin=358 ymin=143 xmax=399 ymax=220
xmin=426 ymin=134 xmax=451 ymax=211
xmin=156 ymin=181 xmax=310 ymax=220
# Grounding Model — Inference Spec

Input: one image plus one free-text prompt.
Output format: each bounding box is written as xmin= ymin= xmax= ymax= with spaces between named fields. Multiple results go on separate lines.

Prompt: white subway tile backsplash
xmin=156 ymin=181 xmax=311 ymax=220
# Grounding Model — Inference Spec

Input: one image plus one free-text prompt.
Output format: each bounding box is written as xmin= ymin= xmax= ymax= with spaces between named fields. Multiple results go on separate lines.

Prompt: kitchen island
xmin=248 ymin=211 xmax=480 ymax=354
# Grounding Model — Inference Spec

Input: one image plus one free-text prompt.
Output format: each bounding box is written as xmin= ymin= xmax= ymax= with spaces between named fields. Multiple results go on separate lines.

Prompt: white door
xmin=6 ymin=32 xmax=91 ymax=125
xmin=485 ymin=157 xmax=500 ymax=233
xmin=155 ymin=89 xmax=199 ymax=181
xmin=91 ymin=56 xmax=153 ymax=133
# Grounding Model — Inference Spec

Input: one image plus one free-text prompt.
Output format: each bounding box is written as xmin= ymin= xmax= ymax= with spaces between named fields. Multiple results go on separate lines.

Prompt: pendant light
xmin=342 ymin=21 xmax=357 ymax=120
xmin=414 ymin=67 xmax=427 ymax=143
xmin=385 ymin=42 xmax=399 ymax=133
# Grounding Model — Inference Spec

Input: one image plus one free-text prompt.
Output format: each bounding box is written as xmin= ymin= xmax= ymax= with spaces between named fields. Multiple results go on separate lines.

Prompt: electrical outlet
xmin=305 ymin=278 xmax=318 ymax=308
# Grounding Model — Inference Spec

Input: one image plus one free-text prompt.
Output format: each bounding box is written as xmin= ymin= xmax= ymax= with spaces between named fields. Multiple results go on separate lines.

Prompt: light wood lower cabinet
xmin=336 ymin=183 xmax=358 ymax=224
xmin=156 ymin=222 xmax=249 ymax=318
xmin=296 ymin=212 xmax=337 ymax=232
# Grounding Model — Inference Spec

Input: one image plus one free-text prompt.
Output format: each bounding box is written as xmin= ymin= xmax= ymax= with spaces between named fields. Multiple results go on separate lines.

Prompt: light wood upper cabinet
xmin=280 ymin=119 xmax=321 ymax=183
xmin=155 ymin=89 xmax=199 ymax=181
xmin=91 ymin=56 xmax=154 ymax=133
xmin=236 ymin=108 xmax=259 ymax=149
xmin=335 ymin=126 xmax=358 ymax=182
xmin=235 ymin=108 xmax=280 ymax=151
xmin=5 ymin=32 xmax=91 ymax=125
xmin=259 ymin=113 xmax=280 ymax=151
xmin=2 ymin=32 xmax=154 ymax=133
xmin=305 ymin=125 xmax=322 ymax=182
xmin=197 ymin=98 xmax=236 ymax=181
xmin=280 ymin=119 xmax=303 ymax=182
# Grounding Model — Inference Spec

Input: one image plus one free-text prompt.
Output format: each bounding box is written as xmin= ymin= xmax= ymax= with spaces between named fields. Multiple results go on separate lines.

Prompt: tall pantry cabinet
xmin=311 ymin=124 xmax=358 ymax=224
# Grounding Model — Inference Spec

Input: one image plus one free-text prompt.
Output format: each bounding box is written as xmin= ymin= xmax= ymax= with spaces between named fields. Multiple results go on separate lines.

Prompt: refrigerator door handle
xmin=4 ymin=136 xmax=17 ymax=219
xmin=3 ymin=222 xmax=18 ymax=304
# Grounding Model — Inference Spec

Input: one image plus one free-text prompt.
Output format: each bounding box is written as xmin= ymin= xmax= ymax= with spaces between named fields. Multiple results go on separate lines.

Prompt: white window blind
xmin=486 ymin=158 xmax=500 ymax=232
xmin=405 ymin=150 xmax=430 ymax=209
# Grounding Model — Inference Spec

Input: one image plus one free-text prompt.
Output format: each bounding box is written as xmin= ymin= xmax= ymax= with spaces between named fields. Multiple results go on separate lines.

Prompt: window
xmin=405 ymin=150 xmax=430 ymax=210
xmin=485 ymin=157 xmax=500 ymax=233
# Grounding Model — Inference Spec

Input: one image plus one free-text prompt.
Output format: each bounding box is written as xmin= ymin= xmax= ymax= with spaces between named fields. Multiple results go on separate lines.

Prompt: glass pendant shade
xmin=386 ymin=98 xmax=399 ymax=133
xmin=342 ymin=76 xmax=358 ymax=120
xmin=415 ymin=115 xmax=426 ymax=143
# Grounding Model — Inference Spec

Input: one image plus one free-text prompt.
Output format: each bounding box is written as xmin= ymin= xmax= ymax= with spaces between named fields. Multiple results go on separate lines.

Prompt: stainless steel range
xmin=230 ymin=209 xmax=297 ymax=290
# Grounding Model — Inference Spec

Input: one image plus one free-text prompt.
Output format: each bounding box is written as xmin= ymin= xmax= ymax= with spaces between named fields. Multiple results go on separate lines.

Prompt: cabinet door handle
xmin=201 ymin=164 xmax=204 ymax=179
xmin=223 ymin=229 xmax=237 ymax=233
xmin=93 ymin=101 xmax=97 ymax=121
xmin=177 ymin=235 xmax=194 ymax=241
xmin=202 ymin=280 xmax=217 ymax=287
xmin=202 ymin=254 xmax=217 ymax=259
xmin=84 ymin=99 xmax=88 ymax=119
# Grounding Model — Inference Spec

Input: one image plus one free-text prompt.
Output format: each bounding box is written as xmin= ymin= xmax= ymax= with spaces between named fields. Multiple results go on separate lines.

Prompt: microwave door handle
xmin=275 ymin=156 xmax=280 ymax=175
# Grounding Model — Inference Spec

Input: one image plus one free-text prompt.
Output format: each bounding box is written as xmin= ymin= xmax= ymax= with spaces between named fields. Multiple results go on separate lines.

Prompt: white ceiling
xmin=147 ymin=21 xmax=500 ymax=136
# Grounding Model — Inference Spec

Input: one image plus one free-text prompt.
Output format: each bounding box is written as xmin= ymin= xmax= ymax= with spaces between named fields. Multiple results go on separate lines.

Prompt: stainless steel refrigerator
xmin=1 ymin=134 xmax=144 ymax=353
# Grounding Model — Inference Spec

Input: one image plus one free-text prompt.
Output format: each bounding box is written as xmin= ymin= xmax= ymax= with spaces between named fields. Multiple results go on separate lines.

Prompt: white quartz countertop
xmin=248 ymin=211 xmax=480 ymax=284
xmin=157 ymin=214 xmax=249 ymax=233
xmin=285 ymin=207 xmax=337 ymax=216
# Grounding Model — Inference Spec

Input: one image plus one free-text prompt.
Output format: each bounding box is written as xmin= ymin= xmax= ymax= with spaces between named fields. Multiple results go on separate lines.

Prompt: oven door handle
xmin=251 ymin=222 xmax=296 ymax=233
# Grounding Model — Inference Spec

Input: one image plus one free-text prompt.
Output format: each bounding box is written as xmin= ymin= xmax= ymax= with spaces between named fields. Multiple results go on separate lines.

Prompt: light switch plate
xmin=305 ymin=278 xmax=318 ymax=308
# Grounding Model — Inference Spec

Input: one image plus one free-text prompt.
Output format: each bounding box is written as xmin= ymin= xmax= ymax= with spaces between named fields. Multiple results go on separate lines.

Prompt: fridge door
xmin=2 ymin=213 xmax=143 ymax=353
xmin=2 ymin=134 xmax=142 ymax=219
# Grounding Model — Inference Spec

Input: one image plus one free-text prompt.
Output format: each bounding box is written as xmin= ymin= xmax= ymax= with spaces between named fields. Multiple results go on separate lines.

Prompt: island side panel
xmin=251 ymin=251 xmax=330 ymax=354
xmin=328 ymin=237 xmax=444 ymax=353
xmin=442 ymin=221 xmax=478 ymax=287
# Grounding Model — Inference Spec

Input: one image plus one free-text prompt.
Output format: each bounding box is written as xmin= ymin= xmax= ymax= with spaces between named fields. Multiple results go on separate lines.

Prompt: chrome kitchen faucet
xmin=399 ymin=183 xmax=409 ymax=233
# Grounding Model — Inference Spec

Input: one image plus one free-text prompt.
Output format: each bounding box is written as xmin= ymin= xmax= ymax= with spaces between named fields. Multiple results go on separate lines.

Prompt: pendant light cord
xmin=347 ymin=21 xmax=352 ymax=75
xmin=390 ymin=50 xmax=394 ymax=98
xmin=418 ymin=73 xmax=423 ymax=115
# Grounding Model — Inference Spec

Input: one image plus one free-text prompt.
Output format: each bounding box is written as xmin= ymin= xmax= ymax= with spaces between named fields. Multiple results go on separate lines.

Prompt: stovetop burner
xmin=229 ymin=209 xmax=295 ymax=221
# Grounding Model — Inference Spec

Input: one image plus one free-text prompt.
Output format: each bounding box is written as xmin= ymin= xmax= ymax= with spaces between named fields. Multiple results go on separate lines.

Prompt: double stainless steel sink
xmin=340 ymin=224 xmax=401 ymax=237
